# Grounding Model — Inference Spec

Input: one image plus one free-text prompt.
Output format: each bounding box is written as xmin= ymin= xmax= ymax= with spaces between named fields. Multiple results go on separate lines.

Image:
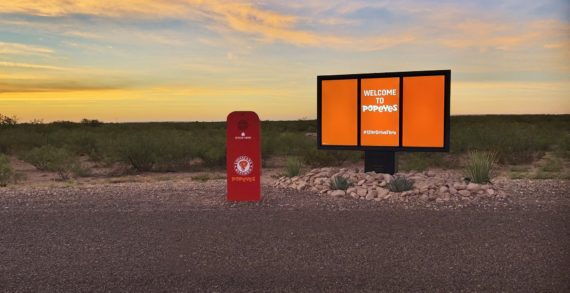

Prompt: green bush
xmin=465 ymin=150 xmax=497 ymax=183
xmin=387 ymin=176 xmax=414 ymax=192
xmin=0 ymin=154 xmax=14 ymax=186
xmin=329 ymin=176 xmax=352 ymax=191
xmin=23 ymin=145 xmax=81 ymax=180
xmin=284 ymin=157 xmax=303 ymax=177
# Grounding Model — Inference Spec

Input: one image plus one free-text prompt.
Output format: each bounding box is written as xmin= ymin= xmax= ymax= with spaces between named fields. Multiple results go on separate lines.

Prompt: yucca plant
xmin=465 ymin=150 xmax=497 ymax=183
xmin=329 ymin=176 xmax=352 ymax=191
xmin=387 ymin=176 xmax=414 ymax=192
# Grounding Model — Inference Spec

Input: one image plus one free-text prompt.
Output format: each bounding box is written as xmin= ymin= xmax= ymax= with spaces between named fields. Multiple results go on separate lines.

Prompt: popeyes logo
xmin=233 ymin=155 xmax=253 ymax=176
xmin=362 ymin=88 xmax=399 ymax=113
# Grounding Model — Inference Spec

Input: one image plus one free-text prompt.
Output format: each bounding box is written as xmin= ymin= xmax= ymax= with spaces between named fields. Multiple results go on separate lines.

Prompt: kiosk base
xmin=364 ymin=151 xmax=397 ymax=174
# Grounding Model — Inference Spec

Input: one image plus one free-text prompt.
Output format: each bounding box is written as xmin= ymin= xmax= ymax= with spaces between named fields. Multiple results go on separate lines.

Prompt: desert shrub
xmin=555 ymin=135 xmax=570 ymax=159
xmin=0 ymin=154 xmax=14 ymax=186
xmin=23 ymin=145 xmax=81 ymax=180
xmin=465 ymin=150 xmax=497 ymax=183
xmin=399 ymin=153 xmax=457 ymax=171
xmin=329 ymin=176 xmax=352 ymax=191
xmin=387 ymin=176 xmax=414 ymax=192
xmin=451 ymin=116 xmax=561 ymax=164
xmin=68 ymin=133 xmax=102 ymax=161
xmin=0 ymin=113 xmax=18 ymax=126
xmin=284 ymin=157 xmax=303 ymax=177
xmin=540 ymin=158 xmax=562 ymax=172
xmin=261 ymin=132 xmax=279 ymax=160
xmin=201 ymin=147 xmax=225 ymax=167
xmin=117 ymin=135 xmax=159 ymax=171
xmin=191 ymin=174 xmax=211 ymax=182
xmin=303 ymin=149 xmax=358 ymax=167
xmin=116 ymin=131 xmax=196 ymax=171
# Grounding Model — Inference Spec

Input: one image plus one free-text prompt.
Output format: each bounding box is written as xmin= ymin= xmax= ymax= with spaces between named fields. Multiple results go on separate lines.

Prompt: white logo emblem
xmin=233 ymin=156 xmax=253 ymax=176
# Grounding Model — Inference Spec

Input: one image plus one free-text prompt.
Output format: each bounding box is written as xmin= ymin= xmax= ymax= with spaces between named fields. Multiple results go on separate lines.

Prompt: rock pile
xmin=274 ymin=167 xmax=506 ymax=204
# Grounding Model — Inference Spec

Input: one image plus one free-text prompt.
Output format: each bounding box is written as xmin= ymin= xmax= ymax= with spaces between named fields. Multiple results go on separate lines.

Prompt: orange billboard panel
xmin=360 ymin=77 xmax=400 ymax=146
xmin=402 ymin=75 xmax=445 ymax=148
xmin=321 ymin=79 xmax=358 ymax=146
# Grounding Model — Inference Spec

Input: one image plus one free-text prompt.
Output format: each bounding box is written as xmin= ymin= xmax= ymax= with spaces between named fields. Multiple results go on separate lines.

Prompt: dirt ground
xmin=1 ymin=157 xmax=569 ymax=292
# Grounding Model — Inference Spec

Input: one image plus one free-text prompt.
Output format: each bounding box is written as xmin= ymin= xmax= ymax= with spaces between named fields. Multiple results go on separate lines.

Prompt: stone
xmin=330 ymin=190 xmax=346 ymax=197
xmin=379 ymin=181 xmax=387 ymax=187
xmin=346 ymin=187 xmax=357 ymax=194
xmin=448 ymin=187 xmax=457 ymax=195
xmin=383 ymin=193 xmax=392 ymax=200
xmin=420 ymin=194 xmax=429 ymax=201
xmin=356 ymin=188 xmax=368 ymax=197
xmin=377 ymin=188 xmax=389 ymax=197
xmin=458 ymin=190 xmax=471 ymax=197
xmin=467 ymin=183 xmax=480 ymax=191
xmin=383 ymin=174 xmax=394 ymax=182
xmin=296 ymin=182 xmax=307 ymax=191
xmin=350 ymin=192 xmax=358 ymax=198
xmin=319 ymin=189 xmax=328 ymax=194
xmin=486 ymin=189 xmax=495 ymax=196
xmin=454 ymin=183 xmax=466 ymax=190
xmin=439 ymin=186 xmax=449 ymax=193
xmin=425 ymin=170 xmax=436 ymax=177
xmin=357 ymin=179 xmax=366 ymax=186
xmin=365 ymin=190 xmax=376 ymax=200
xmin=315 ymin=177 xmax=327 ymax=185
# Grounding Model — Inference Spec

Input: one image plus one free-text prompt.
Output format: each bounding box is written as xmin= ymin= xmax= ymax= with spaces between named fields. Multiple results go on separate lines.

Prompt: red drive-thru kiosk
xmin=226 ymin=111 xmax=261 ymax=201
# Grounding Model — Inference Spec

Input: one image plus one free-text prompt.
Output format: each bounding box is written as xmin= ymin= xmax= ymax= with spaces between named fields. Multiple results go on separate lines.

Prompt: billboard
xmin=317 ymin=70 xmax=450 ymax=151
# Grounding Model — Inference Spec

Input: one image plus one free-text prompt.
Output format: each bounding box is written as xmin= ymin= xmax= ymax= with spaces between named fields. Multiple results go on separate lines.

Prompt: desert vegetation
xmin=0 ymin=114 xmax=568 ymax=184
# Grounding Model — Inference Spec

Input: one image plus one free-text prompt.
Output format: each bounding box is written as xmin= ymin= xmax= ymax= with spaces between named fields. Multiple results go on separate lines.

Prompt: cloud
xmin=0 ymin=0 xmax=189 ymax=17
xmin=0 ymin=61 xmax=67 ymax=70
xmin=0 ymin=41 xmax=53 ymax=55
xmin=0 ymin=1 xmax=413 ymax=50
xmin=0 ymin=80 xmax=124 ymax=93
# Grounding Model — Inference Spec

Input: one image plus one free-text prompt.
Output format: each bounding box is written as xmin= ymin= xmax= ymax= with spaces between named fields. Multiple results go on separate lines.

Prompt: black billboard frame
xmin=317 ymin=69 xmax=451 ymax=153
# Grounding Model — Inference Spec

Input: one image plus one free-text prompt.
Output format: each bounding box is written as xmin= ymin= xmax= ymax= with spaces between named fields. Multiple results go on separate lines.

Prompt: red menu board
xmin=226 ymin=111 xmax=261 ymax=201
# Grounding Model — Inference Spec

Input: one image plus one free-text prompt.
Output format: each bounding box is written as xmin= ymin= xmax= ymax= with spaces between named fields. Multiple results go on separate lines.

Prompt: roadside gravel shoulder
xmin=0 ymin=176 xmax=568 ymax=213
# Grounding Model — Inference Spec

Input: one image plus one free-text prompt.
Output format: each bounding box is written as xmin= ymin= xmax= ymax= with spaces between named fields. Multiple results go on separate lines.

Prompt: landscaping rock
xmin=458 ymin=190 xmax=471 ymax=197
xmin=275 ymin=167 xmax=505 ymax=207
xmin=330 ymin=190 xmax=345 ymax=197
xmin=356 ymin=187 xmax=368 ymax=197
xmin=467 ymin=183 xmax=480 ymax=191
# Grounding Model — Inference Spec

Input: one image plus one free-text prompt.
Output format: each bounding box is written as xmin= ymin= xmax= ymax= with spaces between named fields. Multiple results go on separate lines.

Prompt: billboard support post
xmin=364 ymin=151 xmax=397 ymax=174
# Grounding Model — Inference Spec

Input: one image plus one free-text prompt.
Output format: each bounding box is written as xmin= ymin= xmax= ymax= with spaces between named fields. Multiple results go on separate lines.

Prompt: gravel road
xmin=1 ymin=179 xmax=569 ymax=292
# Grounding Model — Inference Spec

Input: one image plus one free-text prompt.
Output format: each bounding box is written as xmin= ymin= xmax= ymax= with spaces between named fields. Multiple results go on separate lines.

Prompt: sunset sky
xmin=0 ymin=0 xmax=568 ymax=122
